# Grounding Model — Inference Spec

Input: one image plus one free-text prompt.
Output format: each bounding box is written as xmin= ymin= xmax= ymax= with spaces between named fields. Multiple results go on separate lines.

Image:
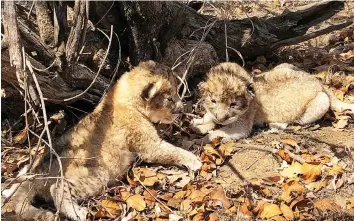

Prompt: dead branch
xmin=3 ymin=1 xmax=26 ymax=88
xmin=66 ymin=0 xmax=88 ymax=63
xmin=34 ymin=1 xmax=54 ymax=45
xmin=59 ymin=25 xmax=113 ymax=102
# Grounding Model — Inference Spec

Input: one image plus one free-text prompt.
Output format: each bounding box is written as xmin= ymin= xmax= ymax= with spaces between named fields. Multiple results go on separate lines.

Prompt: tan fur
xmin=192 ymin=62 xmax=354 ymax=142
xmin=3 ymin=61 xmax=201 ymax=221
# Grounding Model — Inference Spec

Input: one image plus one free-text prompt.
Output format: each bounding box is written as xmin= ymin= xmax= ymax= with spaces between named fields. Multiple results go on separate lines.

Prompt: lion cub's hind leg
xmin=265 ymin=123 xmax=289 ymax=134
xmin=324 ymin=87 xmax=354 ymax=115
xmin=50 ymin=182 xmax=88 ymax=221
xmin=296 ymin=92 xmax=330 ymax=125
xmin=3 ymin=181 xmax=55 ymax=221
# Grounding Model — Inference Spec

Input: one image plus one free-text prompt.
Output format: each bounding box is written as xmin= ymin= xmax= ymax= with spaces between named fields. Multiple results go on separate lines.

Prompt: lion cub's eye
xmin=167 ymin=97 xmax=173 ymax=102
xmin=211 ymin=99 xmax=216 ymax=104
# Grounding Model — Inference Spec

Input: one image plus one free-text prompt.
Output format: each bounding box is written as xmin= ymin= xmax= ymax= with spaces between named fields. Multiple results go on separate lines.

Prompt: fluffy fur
xmin=2 ymin=61 xmax=202 ymax=221
xmin=192 ymin=62 xmax=354 ymax=142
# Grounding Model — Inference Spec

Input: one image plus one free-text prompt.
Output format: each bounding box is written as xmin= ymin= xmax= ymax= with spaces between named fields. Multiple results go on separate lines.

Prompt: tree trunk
xmin=1 ymin=1 xmax=351 ymax=107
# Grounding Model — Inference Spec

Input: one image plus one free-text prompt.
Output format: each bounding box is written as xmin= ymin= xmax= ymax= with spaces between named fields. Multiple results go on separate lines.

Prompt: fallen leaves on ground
xmin=82 ymin=135 xmax=349 ymax=220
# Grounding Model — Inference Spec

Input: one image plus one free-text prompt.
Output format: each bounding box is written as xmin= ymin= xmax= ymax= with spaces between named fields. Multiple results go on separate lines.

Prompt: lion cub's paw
xmin=182 ymin=152 xmax=202 ymax=172
xmin=191 ymin=124 xmax=210 ymax=134
xmin=190 ymin=118 xmax=206 ymax=134
xmin=191 ymin=118 xmax=215 ymax=135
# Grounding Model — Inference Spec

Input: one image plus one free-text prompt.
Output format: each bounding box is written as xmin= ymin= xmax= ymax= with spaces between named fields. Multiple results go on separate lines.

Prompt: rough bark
xmin=2 ymin=1 xmax=39 ymax=105
xmin=35 ymin=1 xmax=54 ymax=45
xmin=1 ymin=0 xmax=351 ymax=107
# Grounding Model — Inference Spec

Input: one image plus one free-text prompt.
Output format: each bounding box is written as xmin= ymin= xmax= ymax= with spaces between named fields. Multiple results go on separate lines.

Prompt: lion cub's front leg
xmin=138 ymin=140 xmax=202 ymax=172
xmin=203 ymin=108 xmax=256 ymax=143
xmin=191 ymin=112 xmax=216 ymax=134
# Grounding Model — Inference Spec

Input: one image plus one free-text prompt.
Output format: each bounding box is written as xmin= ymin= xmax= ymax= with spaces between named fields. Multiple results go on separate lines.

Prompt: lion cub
xmin=3 ymin=61 xmax=202 ymax=221
xmin=192 ymin=62 xmax=354 ymax=142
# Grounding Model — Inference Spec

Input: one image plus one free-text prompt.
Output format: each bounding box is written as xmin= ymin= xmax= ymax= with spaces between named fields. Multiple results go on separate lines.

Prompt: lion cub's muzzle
xmin=174 ymin=100 xmax=184 ymax=114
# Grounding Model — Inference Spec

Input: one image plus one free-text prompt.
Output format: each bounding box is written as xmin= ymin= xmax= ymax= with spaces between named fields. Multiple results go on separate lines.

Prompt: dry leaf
xmin=262 ymin=176 xmax=282 ymax=185
xmin=261 ymin=187 xmax=272 ymax=197
xmin=271 ymin=216 xmax=287 ymax=221
xmin=133 ymin=167 xmax=159 ymax=186
xmin=159 ymin=193 xmax=173 ymax=201
xmin=174 ymin=191 xmax=187 ymax=199
xmin=259 ymin=203 xmax=282 ymax=219
xmin=188 ymin=189 xmax=206 ymax=203
xmin=326 ymin=164 xmax=344 ymax=176
xmin=167 ymin=198 xmax=181 ymax=209
xmin=96 ymin=199 xmax=123 ymax=218
xmin=280 ymin=202 xmax=294 ymax=221
xmin=314 ymin=199 xmax=341 ymax=213
xmin=273 ymin=0 xmax=280 ymax=7
xmin=252 ymin=200 xmax=266 ymax=214
xmin=210 ymin=188 xmax=231 ymax=209
xmin=169 ymin=214 xmax=183 ymax=221
xmin=143 ymin=189 xmax=157 ymax=207
xmin=192 ymin=213 xmax=204 ymax=221
xmin=125 ymin=194 xmax=146 ymax=211
xmin=240 ymin=199 xmax=254 ymax=217
xmin=280 ymin=161 xmax=303 ymax=178
xmin=305 ymin=179 xmax=329 ymax=192
xmin=301 ymin=163 xmax=322 ymax=184
xmin=290 ymin=197 xmax=313 ymax=212
xmin=281 ymin=180 xmax=305 ymax=203
xmin=207 ymin=212 xmax=218 ymax=221
xmin=339 ymin=50 xmax=354 ymax=60
xmin=281 ymin=138 xmax=298 ymax=147
xmin=333 ymin=117 xmax=349 ymax=129
xmin=126 ymin=173 xmax=137 ymax=186
xmin=278 ymin=150 xmax=292 ymax=163
xmin=180 ymin=199 xmax=192 ymax=212
xmin=161 ymin=169 xmax=191 ymax=188
xmin=14 ymin=127 xmax=28 ymax=144
xmin=203 ymin=144 xmax=223 ymax=164
xmin=219 ymin=142 xmax=235 ymax=156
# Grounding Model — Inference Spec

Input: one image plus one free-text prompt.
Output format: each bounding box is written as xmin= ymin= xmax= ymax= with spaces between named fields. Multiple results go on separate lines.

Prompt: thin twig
xmin=94 ymin=1 xmax=115 ymax=26
xmin=271 ymin=21 xmax=353 ymax=49
xmin=224 ymin=21 xmax=229 ymax=62
xmin=66 ymin=105 xmax=88 ymax=114
xmin=234 ymin=144 xmax=305 ymax=164
xmin=227 ymin=46 xmax=245 ymax=67
xmin=47 ymin=25 xmax=114 ymax=102
xmin=26 ymin=58 xmax=65 ymax=218
xmin=98 ymin=28 xmax=121 ymax=103
xmin=27 ymin=129 xmax=46 ymax=172
xmin=27 ymin=1 xmax=35 ymax=20
xmin=176 ymin=18 xmax=217 ymax=99
xmin=30 ymin=57 xmax=58 ymax=72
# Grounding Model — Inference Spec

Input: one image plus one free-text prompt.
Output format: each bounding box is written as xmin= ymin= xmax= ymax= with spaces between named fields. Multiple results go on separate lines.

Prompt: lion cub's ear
xmin=139 ymin=60 xmax=157 ymax=71
xmin=141 ymin=80 xmax=163 ymax=100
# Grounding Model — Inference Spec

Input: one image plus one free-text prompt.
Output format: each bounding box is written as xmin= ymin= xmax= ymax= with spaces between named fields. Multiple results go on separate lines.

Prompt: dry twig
xmin=234 ymin=144 xmax=306 ymax=164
